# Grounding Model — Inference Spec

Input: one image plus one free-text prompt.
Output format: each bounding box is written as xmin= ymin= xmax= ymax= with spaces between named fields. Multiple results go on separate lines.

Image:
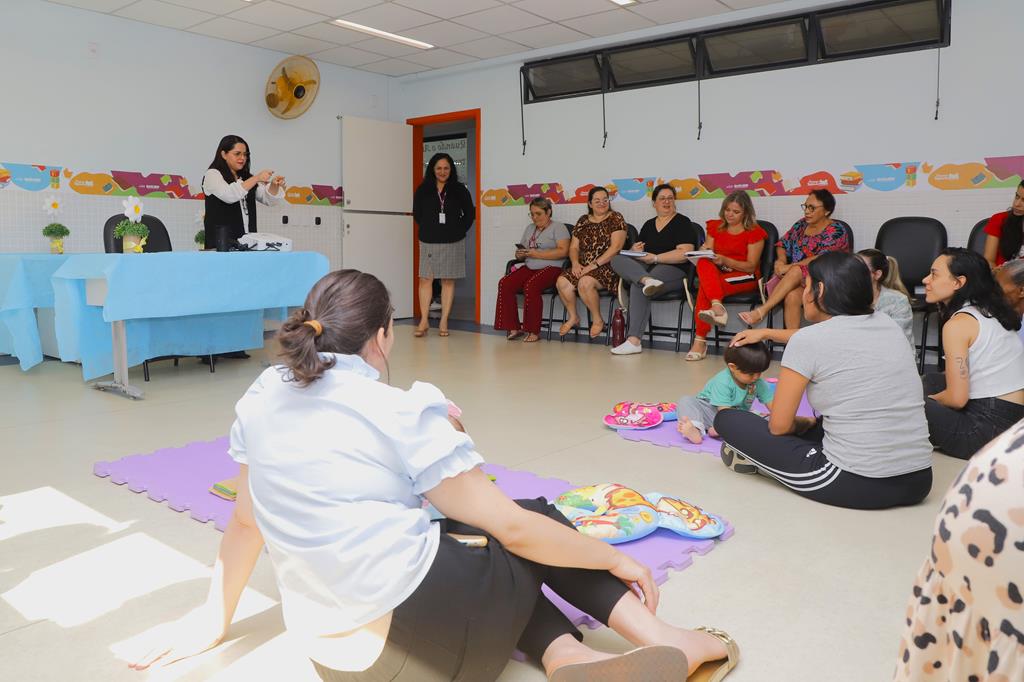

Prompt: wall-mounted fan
xmin=265 ymin=55 xmax=320 ymax=120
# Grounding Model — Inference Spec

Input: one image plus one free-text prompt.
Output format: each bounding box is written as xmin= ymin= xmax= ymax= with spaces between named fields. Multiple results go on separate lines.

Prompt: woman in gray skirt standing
xmin=413 ymin=153 xmax=475 ymax=337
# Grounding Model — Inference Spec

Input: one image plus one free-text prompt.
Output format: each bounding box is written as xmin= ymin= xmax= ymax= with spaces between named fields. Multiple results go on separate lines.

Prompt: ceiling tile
xmin=448 ymin=36 xmax=527 ymax=59
xmin=402 ymin=20 xmax=486 ymax=47
xmin=251 ymin=32 xmax=335 ymax=53
xmin=561 ymin=9 xmax=655 ymax=37
xmin=114 ymin=0 xmax=216 ymax=29
xmin=454 ymin=5 xmax=547 ymax=33
xmin=293 ymin=21 xmax=371 ymax=44
xmin=510 ymin=0 xmax=617 ymax=22
xmin=229 ymin=1 xmax=329 ymax=30
xmin=401 ymin=47 xmax=478 ymax=68
xmin=339 ymin=3 xmax=438 ymax=32
xmin=503 ymin=22 xmax=589 ymax=49
xmin=275 ymin=0 xmax=382 ymax=16
xmin=359 ymin=58 xmax=430 ymax=76
xmin=163 ymin=0 xmax=250 ymax=15
xmin=312 ymin=44 xmax=383 ymax=65
xmin=188 ymin=16 xmax=281 ymax=42
xmin=45 ymin=0 xmax=135 ymax=10
xmin=628 ymin=0 xmax=731 ymax=24
xmin=392 ymin=0 xmax=500 ymax=19
xmin=350 ymin=37 xmax=422 ymax=57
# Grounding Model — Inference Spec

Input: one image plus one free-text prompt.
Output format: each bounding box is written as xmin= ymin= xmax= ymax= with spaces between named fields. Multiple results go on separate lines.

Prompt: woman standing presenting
xmin=202 ymin=134 xmax=284 ymax=247
xmin=413 ymin=153 xmax=475 ymax=337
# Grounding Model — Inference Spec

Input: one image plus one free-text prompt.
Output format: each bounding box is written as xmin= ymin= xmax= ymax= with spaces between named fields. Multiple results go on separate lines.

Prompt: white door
xmin=340 ymin=116 xmax=414 ymax=317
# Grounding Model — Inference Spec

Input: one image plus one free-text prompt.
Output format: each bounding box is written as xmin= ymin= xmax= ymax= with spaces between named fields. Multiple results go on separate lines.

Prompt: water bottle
xmin=611 ymin=307 xmax=626 ymax=347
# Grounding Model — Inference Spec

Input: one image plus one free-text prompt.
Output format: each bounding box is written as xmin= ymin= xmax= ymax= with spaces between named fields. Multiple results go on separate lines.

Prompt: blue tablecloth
xmin=0 ymin=254 xmax=70 ymax=370
xmin=52 ymin=252 xmax=329 ymax=381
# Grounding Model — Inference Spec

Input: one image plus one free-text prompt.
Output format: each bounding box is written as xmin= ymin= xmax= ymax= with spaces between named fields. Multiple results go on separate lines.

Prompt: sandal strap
xmin=695 ymin=626 xmax=740 ymax=665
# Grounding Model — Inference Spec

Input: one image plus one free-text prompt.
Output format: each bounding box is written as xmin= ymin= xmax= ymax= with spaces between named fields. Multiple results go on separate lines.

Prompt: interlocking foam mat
xmin=94 ymin=439 xmax=733 ymax=630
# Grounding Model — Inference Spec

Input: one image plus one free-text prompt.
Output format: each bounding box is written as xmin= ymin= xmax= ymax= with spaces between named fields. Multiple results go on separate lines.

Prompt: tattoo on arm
xmin=955 ymin=356 xmax=968 ymax=380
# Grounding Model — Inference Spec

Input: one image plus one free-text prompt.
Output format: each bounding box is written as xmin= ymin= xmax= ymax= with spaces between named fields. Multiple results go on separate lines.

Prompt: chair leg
xmin=209 ymin=354 xmax=216 ymax=373
xmin=675 ymin=299 xmax=686 ymax=353
xmin=919 ymin=311 xmax=929 ymax=375
xmin=647 ymin=312 xmax=654 ymax=349
xmin=143 ymin=360 xmax=150 ymax=382
xmin=606 ymin=297 xmax=614 ymax=345
xmin=547 ymin=295 xmax=557 ymax=341
xmin=173 ymin=357 xmax=179 ymax=367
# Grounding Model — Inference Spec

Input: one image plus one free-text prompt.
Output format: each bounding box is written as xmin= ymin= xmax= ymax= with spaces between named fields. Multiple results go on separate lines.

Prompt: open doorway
xmin=407 ymin=109 xmax=481 ymax=324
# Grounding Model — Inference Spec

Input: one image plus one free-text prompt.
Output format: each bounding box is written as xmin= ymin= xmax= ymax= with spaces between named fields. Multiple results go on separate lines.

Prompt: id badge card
xmin=439 ymin=213 xmax=446 ymax=224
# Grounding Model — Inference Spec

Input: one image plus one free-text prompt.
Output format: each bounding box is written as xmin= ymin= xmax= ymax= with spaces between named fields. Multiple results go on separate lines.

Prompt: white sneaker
xmin=617 ymin=279 xmax=629 ymax=311
xmin=611 ymin=340 xmax=642 ymax=355
xmin=642 ymin=278 xmax=664 ymax=297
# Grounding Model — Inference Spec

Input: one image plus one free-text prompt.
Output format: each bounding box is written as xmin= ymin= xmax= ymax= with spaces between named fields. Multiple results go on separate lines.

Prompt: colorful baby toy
xmin=602 ymin=401 xmax=677 ymax=430
xmin=554 ymin=483 xmax=725 ymax=544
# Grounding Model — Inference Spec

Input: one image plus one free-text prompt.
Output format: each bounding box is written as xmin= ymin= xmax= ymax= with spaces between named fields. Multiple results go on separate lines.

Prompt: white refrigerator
xmin=340 ymin=115 xmax=414 ymax=318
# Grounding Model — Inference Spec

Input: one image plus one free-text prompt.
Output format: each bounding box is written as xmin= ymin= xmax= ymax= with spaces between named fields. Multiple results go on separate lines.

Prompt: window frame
xmin=521 ymin=0 xmax=950 ymax=105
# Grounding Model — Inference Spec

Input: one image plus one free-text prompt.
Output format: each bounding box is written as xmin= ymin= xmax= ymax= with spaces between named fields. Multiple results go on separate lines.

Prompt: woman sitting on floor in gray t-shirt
xmin=713 ymin=251 xmax=933 ymax=510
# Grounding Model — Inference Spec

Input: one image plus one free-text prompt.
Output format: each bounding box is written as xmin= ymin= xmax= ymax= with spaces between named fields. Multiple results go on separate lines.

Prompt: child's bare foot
xmin=678 ymin=417 xmax=703 ymax=444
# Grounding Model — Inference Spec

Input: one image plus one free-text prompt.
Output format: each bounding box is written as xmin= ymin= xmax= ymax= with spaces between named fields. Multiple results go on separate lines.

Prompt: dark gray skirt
xmin=419 ymin=239 xmax=466 ymax=279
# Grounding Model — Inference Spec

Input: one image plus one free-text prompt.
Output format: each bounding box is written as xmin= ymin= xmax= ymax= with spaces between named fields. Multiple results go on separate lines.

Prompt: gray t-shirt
xmin=875 ymin=286 xmax=914 ymax=349
xmin=782 ymin=313 xmax=932 ymax=478
xmin=521 ymin=222 xmax=570 ymax=270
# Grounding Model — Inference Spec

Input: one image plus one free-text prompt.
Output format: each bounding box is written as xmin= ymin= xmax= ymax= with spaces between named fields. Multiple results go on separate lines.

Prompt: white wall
xmin=0 ymin=0 xmax=389 ymax=267
xmin=391 ymin=0 xmax=1024 ymax=325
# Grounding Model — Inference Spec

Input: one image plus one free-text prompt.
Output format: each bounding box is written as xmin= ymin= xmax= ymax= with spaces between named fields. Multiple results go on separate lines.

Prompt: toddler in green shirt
xmin=677 ymin=341 xmax=774 ymax=444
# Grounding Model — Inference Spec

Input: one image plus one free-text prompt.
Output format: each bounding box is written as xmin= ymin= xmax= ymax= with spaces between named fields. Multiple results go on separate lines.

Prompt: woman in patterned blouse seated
xmin=739 ymin=189 xmax=850 ymax=329
xmin=555 ymin=186 xmax=628 ymax=339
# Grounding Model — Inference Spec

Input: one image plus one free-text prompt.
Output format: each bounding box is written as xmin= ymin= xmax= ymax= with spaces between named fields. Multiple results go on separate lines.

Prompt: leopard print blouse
xmin=894 ymin=418 xmax=1024 ymax=680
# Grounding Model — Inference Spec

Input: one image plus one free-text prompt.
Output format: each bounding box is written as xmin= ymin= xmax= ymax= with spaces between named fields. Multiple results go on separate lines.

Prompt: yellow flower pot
xmin=49 ymin=238 xmax=64 ymax=254
xmin=122 ymin=235 xmax=143 ymax=253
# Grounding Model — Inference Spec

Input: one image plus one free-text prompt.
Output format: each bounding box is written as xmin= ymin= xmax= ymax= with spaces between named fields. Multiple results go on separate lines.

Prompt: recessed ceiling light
xmin=609 ymin=0 xmax=637 ymax=5
xmin=331 ymin=19 xmax=433 ymax=49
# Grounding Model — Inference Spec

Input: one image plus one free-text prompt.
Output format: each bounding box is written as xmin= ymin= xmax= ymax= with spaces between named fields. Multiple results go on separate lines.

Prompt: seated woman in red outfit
xmin=686 ymin=192 xmax=766 ymax=362
xmin=982 ymin=179 xmax=1024 ymax=268
xmin=493 ymin=198 xmax=571 ymax=342
xmin=555 ymin=187 xmax=627 ymax=339
xmin=739 ymin=189 xmax=850 ymax=330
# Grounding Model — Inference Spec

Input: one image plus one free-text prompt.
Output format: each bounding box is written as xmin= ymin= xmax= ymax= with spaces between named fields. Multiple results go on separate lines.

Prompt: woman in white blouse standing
xmin=129 ymin=269 xmax=737 ymax=682
xmin=202 ymin=134 xmax=284 ymax=250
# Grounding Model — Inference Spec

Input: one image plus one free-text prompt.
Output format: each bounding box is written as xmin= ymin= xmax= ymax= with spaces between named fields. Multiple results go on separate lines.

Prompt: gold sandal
xmin=550 ymin=645 xmax=688 ymax=682
xmin=688 ymin=626 xmax=739 ymax=682
xmin=685 ymin=340 xmax=708 ymax=362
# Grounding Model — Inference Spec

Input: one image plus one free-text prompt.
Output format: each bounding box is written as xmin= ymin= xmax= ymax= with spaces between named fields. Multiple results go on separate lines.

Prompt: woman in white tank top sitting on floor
xmin=922 ymin=248 xmax=1024 ymax=459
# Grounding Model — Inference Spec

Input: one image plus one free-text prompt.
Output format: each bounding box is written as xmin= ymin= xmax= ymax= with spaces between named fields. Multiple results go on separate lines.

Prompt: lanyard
xmin=437 ymin=188 xmax=446 ymax=213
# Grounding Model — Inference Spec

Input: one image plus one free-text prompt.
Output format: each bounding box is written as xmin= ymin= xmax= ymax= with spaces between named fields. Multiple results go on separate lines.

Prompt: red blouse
xmin=983 ymin=211 xmax=1023 ymax=266
xmin=706 ymin=220 xmax=768 ymax=277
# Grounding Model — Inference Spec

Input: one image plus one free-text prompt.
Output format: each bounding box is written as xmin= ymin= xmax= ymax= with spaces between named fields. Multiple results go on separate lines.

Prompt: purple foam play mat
xmin=94 ymin=438 xmax=733 ymax=630
xmin=616 ymin=393 xmax=815 ymax=456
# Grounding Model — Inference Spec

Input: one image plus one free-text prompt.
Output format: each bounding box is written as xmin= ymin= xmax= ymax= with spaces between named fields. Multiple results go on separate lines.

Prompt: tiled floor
xmin=0 ymin=330 xmax=964 ymax=681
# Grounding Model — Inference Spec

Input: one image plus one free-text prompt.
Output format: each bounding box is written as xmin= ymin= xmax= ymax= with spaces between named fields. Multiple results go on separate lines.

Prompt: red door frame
xmin=407 ymin=108 xmax=482 ymax=323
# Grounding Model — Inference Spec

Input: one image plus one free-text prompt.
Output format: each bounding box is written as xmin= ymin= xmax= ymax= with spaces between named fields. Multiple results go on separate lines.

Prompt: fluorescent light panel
xmin=610 ymin=0 xmax=637 ymax=5
xmin=332 ymin=19 xmax=433 ymax=49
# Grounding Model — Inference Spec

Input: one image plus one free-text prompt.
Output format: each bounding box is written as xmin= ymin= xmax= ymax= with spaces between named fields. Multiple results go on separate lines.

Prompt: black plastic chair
xmin=874 ymin=216 xmax=948 ymax=373
xmin=684 ymin=221 xmax=779 ymax=353
xmin=102 ymin=214 xmax=172 ymax=254
xmin=968 ymin=217 xmax=989 ymax=255
xmin=643 ymin=221 xmax=704 ymax=352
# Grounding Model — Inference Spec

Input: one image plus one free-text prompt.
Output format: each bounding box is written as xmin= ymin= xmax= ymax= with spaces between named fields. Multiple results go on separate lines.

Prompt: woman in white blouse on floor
xmin=202 ymin=134 xmax=284 ymax=249
xmin=128 ymin=269 xmax=737 ymax=682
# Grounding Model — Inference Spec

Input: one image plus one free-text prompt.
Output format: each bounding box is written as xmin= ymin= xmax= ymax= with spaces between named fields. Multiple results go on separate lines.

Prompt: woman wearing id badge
xmin=413 ymin=153 xmax=475 ymax=337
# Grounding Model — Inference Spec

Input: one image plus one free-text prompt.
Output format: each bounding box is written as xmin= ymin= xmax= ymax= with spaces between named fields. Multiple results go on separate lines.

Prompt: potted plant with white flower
xmin=42 ymin=223 xmax=70 ymax=254
xmin=41 ymin=195 xmax=69 ymax=253
xmin=114 ymin=196 xmax=149 ymax=253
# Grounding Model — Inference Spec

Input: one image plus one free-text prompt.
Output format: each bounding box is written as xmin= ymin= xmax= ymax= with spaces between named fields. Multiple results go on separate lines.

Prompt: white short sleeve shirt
xmin=229 ymin=354 xmax=482 ymax=637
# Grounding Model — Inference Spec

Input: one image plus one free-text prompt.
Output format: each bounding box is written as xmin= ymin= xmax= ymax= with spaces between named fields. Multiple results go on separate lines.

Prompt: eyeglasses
xmin=800 ymin=204 xmax=822 ymax=212
xmin=591 ymin=198 xmax=610 ymax=204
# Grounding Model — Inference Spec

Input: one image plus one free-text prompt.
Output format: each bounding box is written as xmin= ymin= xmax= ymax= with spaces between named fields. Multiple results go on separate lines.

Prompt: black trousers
xmin=714 ymin=410 xmax=932 ymax=510
xmin=312 ymin=498 xmax=629 ymax=682
xmin=922 ymin=373 xmax=1024 ymax=460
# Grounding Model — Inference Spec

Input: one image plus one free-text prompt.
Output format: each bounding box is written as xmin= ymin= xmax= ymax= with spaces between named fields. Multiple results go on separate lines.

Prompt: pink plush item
xmin=602 ymin=403 xmax=664 ymax=430
xmin=446 ymin=400 xmax=463 ymax=419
